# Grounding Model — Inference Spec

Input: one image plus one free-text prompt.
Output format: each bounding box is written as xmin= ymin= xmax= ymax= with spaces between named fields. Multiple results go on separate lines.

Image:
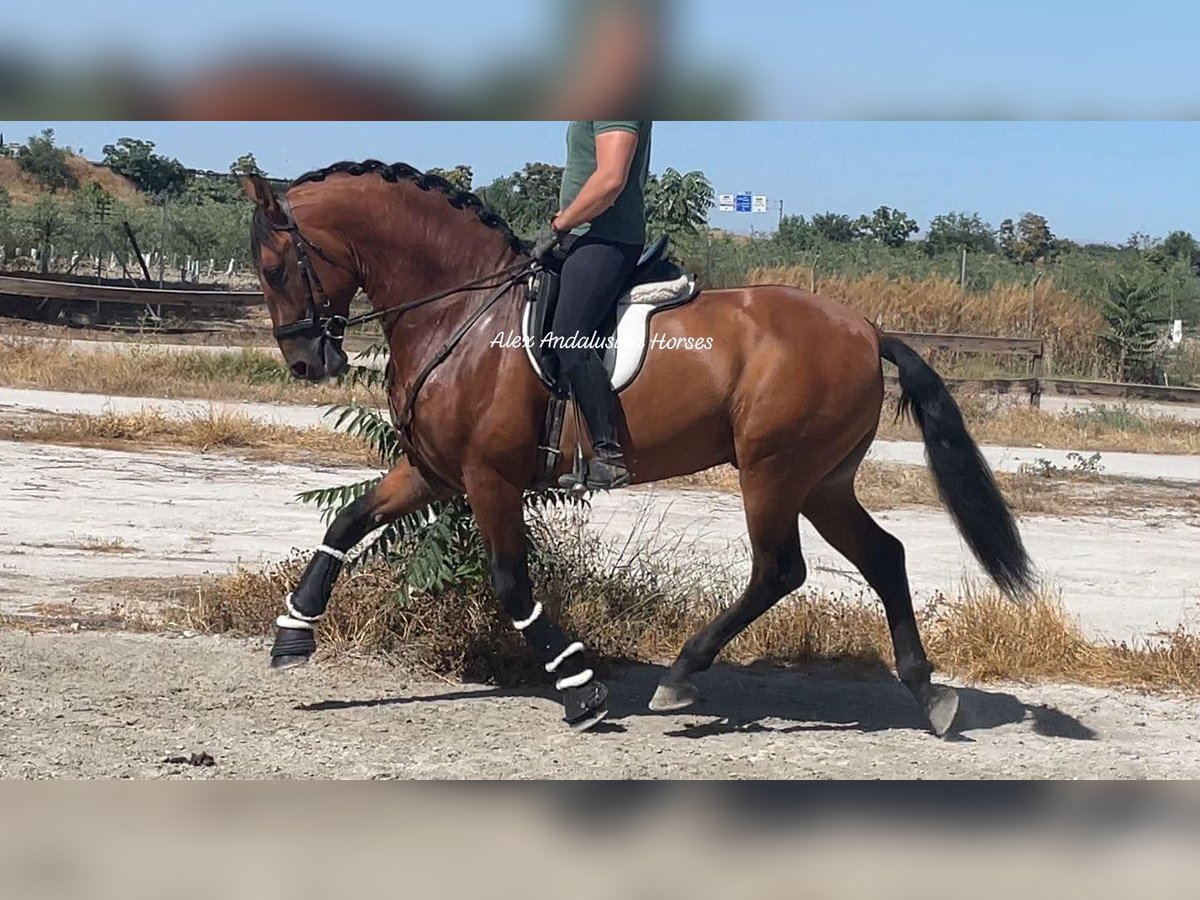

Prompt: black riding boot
xmin=559 ymin=354 xmax=631 ymax=491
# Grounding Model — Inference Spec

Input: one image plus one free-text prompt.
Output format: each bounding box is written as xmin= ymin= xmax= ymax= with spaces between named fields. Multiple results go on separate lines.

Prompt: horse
xmin=242 ymin=161 xmax=1032 ymax=736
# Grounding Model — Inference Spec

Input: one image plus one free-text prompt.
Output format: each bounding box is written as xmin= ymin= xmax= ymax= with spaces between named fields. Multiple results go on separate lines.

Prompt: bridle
xmin=269 ymin=196 xmax=353 ymax=343
xmin=262 ymin=194 xmax=535 ymax=437
xmin=266 ymin=196 xmax=532 ymax=344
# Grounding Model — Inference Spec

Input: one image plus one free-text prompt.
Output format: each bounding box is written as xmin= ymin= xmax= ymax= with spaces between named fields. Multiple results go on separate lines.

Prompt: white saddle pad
xmin=521 ymin=273 xmax=697 ymax=392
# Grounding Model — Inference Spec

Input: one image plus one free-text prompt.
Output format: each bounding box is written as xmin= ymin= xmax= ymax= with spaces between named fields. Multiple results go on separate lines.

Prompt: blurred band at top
xmin=0 ymin=0 xmax=743 ymax=120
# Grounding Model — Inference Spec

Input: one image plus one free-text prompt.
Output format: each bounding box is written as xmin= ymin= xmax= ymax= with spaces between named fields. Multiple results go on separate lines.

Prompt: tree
xmin=924 ymin=211 xmax=997 ymax=256
xmin=810 ymin=211 xmax=862 ymax=243
xmin=1000 ymin=212 xmax=1056 ymax=264
xmin=1147 ymin=230 xmax=1200 ymax=275
xmin=15 ymin=129 xmax=77 ymax=192
xmin=101 ymin=137 xmax=188 ymax=197
xmin=230 ymin=153 xmax=266 ymax=178
xmin=858 ymin=205 xmax=918 ymax=248
xmin=1100 ymin=270 xmax=1169 ymax=383
xmin=1159 ymin=230 xmax=1197 ymax=261
xmin=426 ymin=165 xmax=474 ymax=192
xmin=774 ymin=214 xmax=818 ymax=250
xmin=478 ymin=162 xmax=563 ymax=237
xmin=646 ymin=168 xmax=713 ymax=239
xmin=25 ymin=195 xmax=69 ymax=273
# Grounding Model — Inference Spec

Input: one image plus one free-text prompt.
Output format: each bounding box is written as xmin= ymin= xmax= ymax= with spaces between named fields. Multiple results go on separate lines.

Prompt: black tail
xmin=879 ymin=334 xmax=1035 ymax=597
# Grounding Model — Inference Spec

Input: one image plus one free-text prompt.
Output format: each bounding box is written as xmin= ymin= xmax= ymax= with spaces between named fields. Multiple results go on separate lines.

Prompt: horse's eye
xmin=264 ymin=265 xmax=287 ymax=289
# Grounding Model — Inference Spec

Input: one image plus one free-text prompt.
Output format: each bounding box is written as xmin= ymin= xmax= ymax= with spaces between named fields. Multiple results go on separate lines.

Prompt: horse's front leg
xmin=271 ymin=458 xmax=441 ymax=668
xmin=465 ymin=468 xmax=609 ymax=732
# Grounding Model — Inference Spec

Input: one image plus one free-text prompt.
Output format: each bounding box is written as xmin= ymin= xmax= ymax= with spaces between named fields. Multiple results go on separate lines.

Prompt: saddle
xmin=522 ymin=234 xmax=698 ymax=393
xmin=522 ymin=235 xmax=700 ymax=487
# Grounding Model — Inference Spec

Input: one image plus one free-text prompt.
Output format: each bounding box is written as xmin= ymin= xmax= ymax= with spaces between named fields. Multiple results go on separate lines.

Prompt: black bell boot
xmin=558 ymin=354 xmax=631 ymax=491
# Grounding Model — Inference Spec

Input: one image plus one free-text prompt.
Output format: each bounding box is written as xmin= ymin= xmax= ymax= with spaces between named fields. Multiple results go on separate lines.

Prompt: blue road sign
xmin=735 ymin=192 xmax=752 ymax=212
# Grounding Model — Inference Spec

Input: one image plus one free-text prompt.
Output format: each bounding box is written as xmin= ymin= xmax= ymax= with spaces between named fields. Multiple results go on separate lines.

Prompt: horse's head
xmin=243 ymin=174 xmax=361 ymax=381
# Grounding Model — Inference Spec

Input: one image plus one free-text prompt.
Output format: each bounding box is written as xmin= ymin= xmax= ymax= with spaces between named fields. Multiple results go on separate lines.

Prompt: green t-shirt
xmin=558 ymin=120 xmax=652 ymax=246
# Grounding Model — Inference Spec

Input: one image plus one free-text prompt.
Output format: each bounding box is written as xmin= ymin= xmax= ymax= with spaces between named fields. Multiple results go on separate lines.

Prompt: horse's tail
xmin=878 ymin=333 xmax=1035 ymax=597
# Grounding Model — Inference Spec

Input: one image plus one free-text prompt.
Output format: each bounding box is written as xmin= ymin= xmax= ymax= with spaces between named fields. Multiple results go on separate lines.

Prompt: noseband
xmin=269 ymin=197 xmax=350 ymax=343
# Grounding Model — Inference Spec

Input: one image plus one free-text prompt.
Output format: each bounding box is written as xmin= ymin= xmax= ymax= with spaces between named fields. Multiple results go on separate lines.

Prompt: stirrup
xmin=558 ymin=454 xmax=631 ymax=492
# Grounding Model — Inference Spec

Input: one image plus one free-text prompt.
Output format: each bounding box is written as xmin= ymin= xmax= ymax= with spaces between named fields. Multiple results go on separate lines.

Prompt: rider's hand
xmin=531 ymin=221 xmax=567 ymax=264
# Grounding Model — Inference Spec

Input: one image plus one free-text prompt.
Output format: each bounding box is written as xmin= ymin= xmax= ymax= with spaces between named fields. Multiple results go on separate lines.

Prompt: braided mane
xmin=290 ymin=159 xmax=527 ymax=253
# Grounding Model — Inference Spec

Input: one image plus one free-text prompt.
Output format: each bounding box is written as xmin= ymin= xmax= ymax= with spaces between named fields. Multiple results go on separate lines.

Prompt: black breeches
xmin=550 ymin=236 xmax=642 ymax=374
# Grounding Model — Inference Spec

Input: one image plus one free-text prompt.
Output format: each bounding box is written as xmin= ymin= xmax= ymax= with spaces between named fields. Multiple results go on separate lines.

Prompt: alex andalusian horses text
xmin=243 ymin=161 xmax=1032 ymax=736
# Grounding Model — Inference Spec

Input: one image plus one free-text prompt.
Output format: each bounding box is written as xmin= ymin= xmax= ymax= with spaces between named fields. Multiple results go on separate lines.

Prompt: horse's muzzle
xmin=283 ymin=335 xmax=348 ymax=382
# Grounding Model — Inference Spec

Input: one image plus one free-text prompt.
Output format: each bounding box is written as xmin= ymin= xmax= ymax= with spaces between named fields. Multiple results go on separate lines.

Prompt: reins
xmin=266 ymin=196 xmax=535 ymax=439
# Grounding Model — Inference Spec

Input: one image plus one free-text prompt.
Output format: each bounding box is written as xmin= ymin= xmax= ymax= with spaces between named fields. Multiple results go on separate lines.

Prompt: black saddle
xmin=528 ymin=234 xmax=682 ymax=388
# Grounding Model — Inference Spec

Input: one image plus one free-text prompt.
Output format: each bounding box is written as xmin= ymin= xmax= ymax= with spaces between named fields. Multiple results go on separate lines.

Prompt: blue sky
xmin=5 ymin=1 xmax=1200 ymax=118
xmin=5 ymin=121 xmax=1196 ymax=245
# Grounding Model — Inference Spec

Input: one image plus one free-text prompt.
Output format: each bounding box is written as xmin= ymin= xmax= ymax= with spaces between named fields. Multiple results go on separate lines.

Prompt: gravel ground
xmin=3 ymin=629 xmax=1200 ymax=779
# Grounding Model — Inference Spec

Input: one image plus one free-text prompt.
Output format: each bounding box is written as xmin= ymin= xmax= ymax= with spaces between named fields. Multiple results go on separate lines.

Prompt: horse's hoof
xmin=569 ymin=706 xmax=609 ymax=733
xmin=649 ymin=679 xmax=699 ymax=712
xmin=269 ymin=654 xmax=312 ymax=671
xmin=925 ymin=685 xmax=960 ymax=737
xmin=270 ymin=626 xmax=316 ymax=670
xmin=563 ymin=680 xmax=608 ymax=733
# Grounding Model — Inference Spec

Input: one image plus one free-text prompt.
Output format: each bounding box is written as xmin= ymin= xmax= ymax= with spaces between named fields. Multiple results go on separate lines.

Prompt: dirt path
xmin=5 ymin=385 xmax=1200 ymax=482
xmin=2 ymin=629 xmax=1198 ymax=778
xmin=3 ymin=439 xmax=1198 ymax=641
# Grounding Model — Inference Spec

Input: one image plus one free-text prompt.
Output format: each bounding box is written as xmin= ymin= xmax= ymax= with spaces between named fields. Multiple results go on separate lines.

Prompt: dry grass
xmin=6 ymin=405 xmax=1194 ymax=521
xmin=0 ymin=338 xmax=374 ymax=406
xmin=171 ymin=519 xmax=1200 ymax=694
xmin=749 ymin=269 xmax=1106 ymax=376
xmin=0 ymin=156 xmax=146 ymax=206
xmin=0 ymin=407 xmax=378 ymax=466
xmin=877 ymin=393 xmax=1200 ymax=455
xmin=77 ymin=536 xmax=138 ymax=554
xmin=665 ymin=459 xmax=1200 ymax=521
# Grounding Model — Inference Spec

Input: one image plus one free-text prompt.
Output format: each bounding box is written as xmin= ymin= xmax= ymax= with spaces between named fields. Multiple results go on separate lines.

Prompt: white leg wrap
xmin=545 ymin=641 xmax=584 ymax=673
xmin=512 ymin=602 xmax=542 ymax=631
xmin=284 ymin=592 xmax=324 ymax=623
xmin=556 ymin=669 xmax=594 ymax=691
xmin=275 ymin=615 xmax=314 ymax=631
xmin=316 ymin=544 xmax=347 ymax=562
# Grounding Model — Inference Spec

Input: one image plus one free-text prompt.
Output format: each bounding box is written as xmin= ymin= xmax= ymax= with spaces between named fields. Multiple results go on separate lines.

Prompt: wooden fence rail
xmin=0 ymin=273 xmax=261 ymax=310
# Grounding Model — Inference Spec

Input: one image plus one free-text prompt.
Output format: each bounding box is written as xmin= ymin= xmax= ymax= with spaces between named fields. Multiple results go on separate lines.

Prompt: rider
xmin=532 ymin=120 xmax=652 ymax=491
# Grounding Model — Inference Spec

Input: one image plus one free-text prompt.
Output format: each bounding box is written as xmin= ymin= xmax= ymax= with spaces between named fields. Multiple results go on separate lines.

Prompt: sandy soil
xmin=5 ymin=385 xmax=1200 ymax=484
xmin=3 ymin=629 xmax=1199 ymax=779
xmin=3 ymin=439 xmax=1197 ymax=642
xmin=3 ymin=393 xmax=1198 ymax=778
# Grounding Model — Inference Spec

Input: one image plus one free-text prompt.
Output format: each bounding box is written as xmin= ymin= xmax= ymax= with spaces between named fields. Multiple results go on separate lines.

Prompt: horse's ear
xmin=242 ymin=175 xmax=287 ymax=226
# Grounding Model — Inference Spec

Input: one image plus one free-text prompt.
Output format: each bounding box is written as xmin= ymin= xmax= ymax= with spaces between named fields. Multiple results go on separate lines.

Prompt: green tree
xmin=101 ymin=137 xmax=188 ymax=197
xmin=478 ymin=162 xmax=564 ymax=237
xmin=1100 ymin=271 xmax=1169 ymax=382
xmin=810 ymin=212 xmax=862 ymax=243
xmin=25 ymin=195 xmax=69 ymax=272
xmin=924 ymin=211 xmax=997 ymax=256
xmin=0 ymin=187 xmax=15 ymax=251
xmin=230 ymin=153 xmax=266 ymax=178
xmin=16 ymin=129 xmax=77 ymax=193
xmin=426 ymin=164 xmax=474 ymax=192
xmin=646 ymin=168 xmax=713 ymax=239
xmin=774 ymin=214 xmax=818 ymax=250
xmin=1003 ymin=212 xmax=1056 ymax=264
xmin=858 ymin=205 xmax=918 ymax=248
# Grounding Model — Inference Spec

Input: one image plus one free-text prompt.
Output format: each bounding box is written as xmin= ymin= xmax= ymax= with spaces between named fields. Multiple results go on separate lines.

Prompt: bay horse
xmin=243 ymin=161 xmax=1032 ymax=737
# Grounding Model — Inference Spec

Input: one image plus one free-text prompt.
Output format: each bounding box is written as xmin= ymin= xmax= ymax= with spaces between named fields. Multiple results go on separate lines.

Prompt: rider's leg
xmin=550 ymin=235 xmax=641 ymax=489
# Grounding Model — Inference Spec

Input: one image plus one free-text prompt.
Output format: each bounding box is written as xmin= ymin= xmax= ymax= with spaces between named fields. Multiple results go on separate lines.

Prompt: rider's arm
xmin=551 ymin=127 xmax=639 ymax=234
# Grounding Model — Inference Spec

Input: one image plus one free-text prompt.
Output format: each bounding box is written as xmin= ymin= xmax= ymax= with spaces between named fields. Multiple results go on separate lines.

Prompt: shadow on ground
xmin=296 ymin=662 xmax=1096 ymax=741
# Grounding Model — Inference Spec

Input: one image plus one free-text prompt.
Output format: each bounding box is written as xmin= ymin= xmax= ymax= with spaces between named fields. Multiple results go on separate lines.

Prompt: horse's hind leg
xmin=650 ymin=464 xmax=807 ymax=712
xmin=270 ymin=458 xmax=441 ymax=669
xmin=801 ymin=478 xmax=959 ymax=736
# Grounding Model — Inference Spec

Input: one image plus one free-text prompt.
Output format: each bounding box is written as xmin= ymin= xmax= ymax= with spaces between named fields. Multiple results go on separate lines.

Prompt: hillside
xmin=0 ymin=156 xmax=146 ymax=206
